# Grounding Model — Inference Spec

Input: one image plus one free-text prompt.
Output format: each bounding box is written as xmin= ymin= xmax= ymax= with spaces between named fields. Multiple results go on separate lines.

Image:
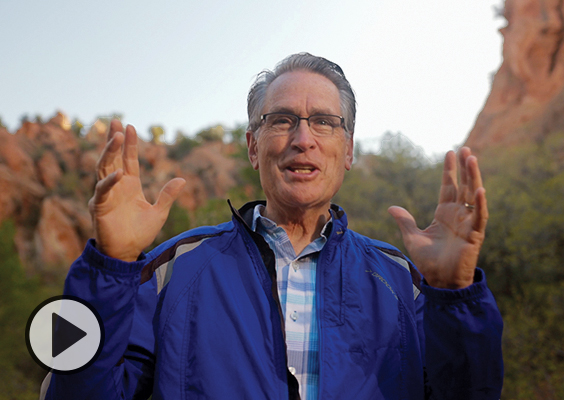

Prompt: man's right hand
xmin=88 ymin=120 xmax=186 ymax=262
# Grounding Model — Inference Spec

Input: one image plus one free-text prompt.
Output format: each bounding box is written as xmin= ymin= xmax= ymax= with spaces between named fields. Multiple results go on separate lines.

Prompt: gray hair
xmin=247 ymin=53 xmax=356 ymax=138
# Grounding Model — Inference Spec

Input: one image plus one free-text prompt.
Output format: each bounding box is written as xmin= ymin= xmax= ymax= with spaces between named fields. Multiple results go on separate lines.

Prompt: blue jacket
xmin=45 ymin=201 xmax=503 ymax=399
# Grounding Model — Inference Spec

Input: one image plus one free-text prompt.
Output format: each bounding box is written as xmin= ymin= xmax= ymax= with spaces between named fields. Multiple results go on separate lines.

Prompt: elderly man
xmin=44 ymin=53 xmax=503 ymax=399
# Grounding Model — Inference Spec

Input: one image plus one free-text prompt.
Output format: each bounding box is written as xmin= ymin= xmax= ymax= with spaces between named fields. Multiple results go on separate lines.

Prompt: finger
xmin=154 ymin=178 xmax=187 ymax=214
xmin=438 ymin=151 xmax=458 ymax=203
xmin=123 ymin=125 xmax=140 ymax=176
xmin=107 ymin=119 xmax=124 ymax=143
xmin=466 ymin=155 xmax=484 ymax=197
xmin=95 ymin=132 xmax=124 ymax=180
xmin=457 ymin=147 xmax=472 ymax=186
xmin=388 ymin=206 xmax=420 ymax=239
xmin=91 ymin=169 xmax=123 ymax=206
xmin=457 ymin=147 xmax=473 ymax=204
xmin=471 ymin=187 xmax=489 ymax=233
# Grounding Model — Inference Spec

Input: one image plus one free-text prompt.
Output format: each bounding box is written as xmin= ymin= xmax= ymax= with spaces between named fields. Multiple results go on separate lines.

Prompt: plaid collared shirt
xmin=252 ymin=204 xmax=331 ymax=400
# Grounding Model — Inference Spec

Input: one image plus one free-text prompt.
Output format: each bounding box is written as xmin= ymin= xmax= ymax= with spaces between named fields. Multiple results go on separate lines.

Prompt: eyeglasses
xmin=260 ymin=112 xmax=345 ymax=136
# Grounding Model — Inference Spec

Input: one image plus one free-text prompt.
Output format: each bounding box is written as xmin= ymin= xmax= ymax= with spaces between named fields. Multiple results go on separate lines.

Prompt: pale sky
xmin=0 ymin=0 xmax=504 ymax=158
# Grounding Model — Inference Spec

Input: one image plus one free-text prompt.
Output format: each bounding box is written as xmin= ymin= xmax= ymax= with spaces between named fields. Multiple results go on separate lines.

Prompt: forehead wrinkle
xmin=263 ymin=71 xmax=342 ymax=117
xmin=264 ymin=93 xmax=341 ymax=117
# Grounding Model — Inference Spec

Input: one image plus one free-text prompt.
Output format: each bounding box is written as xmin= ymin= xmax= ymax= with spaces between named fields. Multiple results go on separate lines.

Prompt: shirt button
xmin=290 ymin=311 xmax=298 ymax=321
xmin=289 ymin=366 xmax=296 ymax=375
xmin=291 ymin=261 xmax=300 ymax=271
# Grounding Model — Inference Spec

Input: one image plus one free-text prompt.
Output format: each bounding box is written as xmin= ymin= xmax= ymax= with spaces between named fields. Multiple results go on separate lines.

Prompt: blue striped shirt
xmin=252 ymin=204 xmax=331 ymax=400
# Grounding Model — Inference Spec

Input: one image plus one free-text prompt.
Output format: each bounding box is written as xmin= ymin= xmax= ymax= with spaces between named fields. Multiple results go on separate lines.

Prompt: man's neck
xmin=262 ymin=204 xmax=331 ymax=255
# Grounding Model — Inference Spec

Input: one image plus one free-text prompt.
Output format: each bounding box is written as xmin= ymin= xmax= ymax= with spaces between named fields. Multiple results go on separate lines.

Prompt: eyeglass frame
xmin=259 ymin=112 xmax=346 ymax=136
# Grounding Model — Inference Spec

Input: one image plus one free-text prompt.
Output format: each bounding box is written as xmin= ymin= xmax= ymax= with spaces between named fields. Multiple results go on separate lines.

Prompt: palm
xmin=388 ymin=148 xmax=488 ymax=289
xmin=89 ymin=121 xmax=185 ymax=261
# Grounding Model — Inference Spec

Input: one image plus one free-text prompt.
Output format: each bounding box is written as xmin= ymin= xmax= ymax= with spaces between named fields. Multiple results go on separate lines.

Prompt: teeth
xmin=293 ymin=168 xmax=313 ymax=173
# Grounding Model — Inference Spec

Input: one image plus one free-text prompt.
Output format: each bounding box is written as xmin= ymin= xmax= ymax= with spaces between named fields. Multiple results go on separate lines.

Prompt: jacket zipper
xmin=239 ymin=220 xmax=292 ymax=400
xmin=315 ymin=208 xmax=338 ymax=400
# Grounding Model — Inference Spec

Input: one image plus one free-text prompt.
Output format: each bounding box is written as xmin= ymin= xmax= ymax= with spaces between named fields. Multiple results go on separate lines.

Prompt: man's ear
xmin=246 ymin=131 xmax=259 ymax=170
xmin=345 ymin=133 xmax=354 ymax=171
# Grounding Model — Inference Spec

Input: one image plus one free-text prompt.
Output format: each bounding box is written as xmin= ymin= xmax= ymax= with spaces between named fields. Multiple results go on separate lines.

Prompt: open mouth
xmin=288 ymin=166 xmax=316 ymax=174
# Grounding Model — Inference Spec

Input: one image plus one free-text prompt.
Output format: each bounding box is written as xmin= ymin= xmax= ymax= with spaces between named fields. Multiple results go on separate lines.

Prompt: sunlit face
xmin=247 ymin=70 xmax=354 ymax=215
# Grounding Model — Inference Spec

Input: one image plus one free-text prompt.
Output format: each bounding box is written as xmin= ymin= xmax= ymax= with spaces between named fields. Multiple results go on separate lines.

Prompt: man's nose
xmin=290 ymin=120 xmax=317 ymax=150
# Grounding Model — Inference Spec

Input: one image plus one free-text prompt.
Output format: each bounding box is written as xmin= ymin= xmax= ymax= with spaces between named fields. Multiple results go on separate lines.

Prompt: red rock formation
xmin=36 ymin=196 xmax=85 ymax=271
xmin=466 ymin=0 xmax=564 ymax=151
xmin=36 ymin=151 xmax=63 ymax=190
xmin=0 ymin=126 xmax=36 ymax=178
xmin=0 ymin=113 xmax=246 ymax=274
xmin=182 ymin=141 xmax=240 ymax=198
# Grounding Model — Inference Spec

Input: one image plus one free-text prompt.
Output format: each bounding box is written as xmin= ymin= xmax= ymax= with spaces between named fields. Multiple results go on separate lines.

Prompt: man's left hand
xmin=388 ymin=147 xmax=488 ymax=289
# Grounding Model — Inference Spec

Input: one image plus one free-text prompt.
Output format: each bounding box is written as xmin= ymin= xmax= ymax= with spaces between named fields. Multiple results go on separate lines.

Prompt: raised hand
xmin=88 ymin=120 xmax=186 ymax=262
xmin=388 ymin=147 xmax=488 ymax=289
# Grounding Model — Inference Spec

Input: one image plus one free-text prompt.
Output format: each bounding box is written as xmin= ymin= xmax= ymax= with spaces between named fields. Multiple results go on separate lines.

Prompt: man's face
xmin=246 ymin=70 xmax=354 ymax=214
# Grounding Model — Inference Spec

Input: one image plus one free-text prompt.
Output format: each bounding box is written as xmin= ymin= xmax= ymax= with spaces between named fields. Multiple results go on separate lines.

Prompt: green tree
xmin=475 ymin=134 xmax=564 ymax=399
xmin=228 ymin=124 xmax=247 ymax=145
xmin=72 ymin=118 xmax=84 ymax=137
xmin=337 ymin=132 xmax=564 ymax=397
xmin=334 ymin=132 xmax=441 ymax=253
xmin=196 ymin=125 xmax=224 ymax=142
xmin=150 ymin=125 xmax=165 ymax=144
xmin=0 ymin=220 xmax=64 ymax=400
xmin=167 ymin=131 xmax=199 ymax=161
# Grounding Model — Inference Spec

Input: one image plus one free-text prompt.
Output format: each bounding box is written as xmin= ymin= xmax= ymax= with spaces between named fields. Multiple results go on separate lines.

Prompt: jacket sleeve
xmin=44 ymin=239 xmax=157 ymax=400
xmin=418 ymin=268 xmax=504 ymax=400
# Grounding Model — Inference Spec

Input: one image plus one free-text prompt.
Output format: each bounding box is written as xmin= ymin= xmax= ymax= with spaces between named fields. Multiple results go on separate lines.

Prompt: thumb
xmin=154 ymin=178 xmax=186 ymax=213
xmin=387 ymin=206 xmax=419 ymax=239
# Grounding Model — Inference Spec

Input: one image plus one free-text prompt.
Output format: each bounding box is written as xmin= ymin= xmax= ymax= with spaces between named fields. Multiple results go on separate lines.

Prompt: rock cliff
xmin=466 ymin=0 xmax=564 ymax=151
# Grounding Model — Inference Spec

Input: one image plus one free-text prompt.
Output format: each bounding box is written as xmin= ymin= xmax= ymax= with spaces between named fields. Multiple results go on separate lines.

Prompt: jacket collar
xmin=228 ymin=199 xmax=347 ymax=238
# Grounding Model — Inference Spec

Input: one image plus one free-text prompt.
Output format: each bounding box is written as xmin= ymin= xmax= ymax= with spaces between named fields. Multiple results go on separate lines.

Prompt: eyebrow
xmin=266 ymin=107 xmax=339 ymax=116
xmin=267 ymin=107 xmax=297 ymax=115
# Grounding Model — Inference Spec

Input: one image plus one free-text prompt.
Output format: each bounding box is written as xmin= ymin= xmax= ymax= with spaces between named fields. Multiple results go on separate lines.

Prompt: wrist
xmin=421 ymin=269 xmax=488 ymax=302
xmin=424 ymin=270 xmax=475 ymax=289
xmin=94 ymin=240 xmax=141 ymax=263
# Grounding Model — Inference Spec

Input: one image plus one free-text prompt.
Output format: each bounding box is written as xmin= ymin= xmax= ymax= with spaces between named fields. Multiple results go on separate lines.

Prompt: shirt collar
xmin=251 ymin=204 xmax=332 ymax=239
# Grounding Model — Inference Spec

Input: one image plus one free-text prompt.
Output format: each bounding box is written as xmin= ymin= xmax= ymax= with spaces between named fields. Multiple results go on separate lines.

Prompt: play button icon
xmin=52 ymin=312 xmax=87 ymax=358
xmin=26 ymin=296 xmax=104 ymax=374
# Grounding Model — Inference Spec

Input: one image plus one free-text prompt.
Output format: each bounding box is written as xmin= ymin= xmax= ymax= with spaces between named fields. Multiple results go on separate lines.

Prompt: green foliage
xmin=167 ymin=133 xmax=200 ymax=161
xmin=190 ymin=198 xmax=234 ymax=227
xmin=500 ymin=282 xmax=564 ymax=400
xmin=228 ymin=124 xmax=247 ymax=145
xmin=190 ymin=184 xmax=262 ymax=229
xmin=468 ymin=135 xmax=564 ymax=399
xmin=0 ymin=220 xmax=64 ymax=400
xmin=239 ymin=165 xmax=264 ymax=199
xmin=72 ymin=118 xmax=84 ymax=137
xmin=149 ymin=125 xmax=165 ymax=143
xmin=196 ymin=125 xmax=224 ymax=142
xmin=479 ymin=134 xmax=564 ymax=297
xmin=218 ymin=128 xmax=263 ymax=200
xmin=231 ymin=143 xmax=263 ymax=200
xmin=149 ymin=203 xmax=192 ymax=251
xmin=338 ymin=132 xmax=564 ymax=397
xmin=334 ymin=132 xmax=441 ymax=253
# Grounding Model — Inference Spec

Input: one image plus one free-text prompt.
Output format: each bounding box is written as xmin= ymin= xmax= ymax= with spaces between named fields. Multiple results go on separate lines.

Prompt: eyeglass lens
xmin=263 ymin=113 xmax=342 ymax=136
